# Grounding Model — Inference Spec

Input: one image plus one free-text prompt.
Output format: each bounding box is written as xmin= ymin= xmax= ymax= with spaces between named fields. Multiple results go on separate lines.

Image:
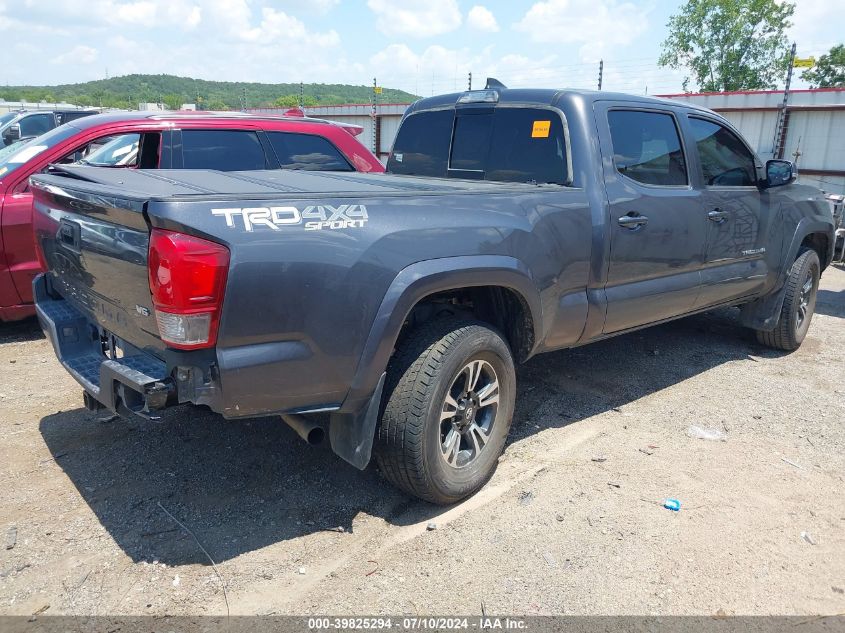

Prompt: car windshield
xmin=0 ymin=112 xmax=18 ymax=128
xmin=0 ymin=136 xmax=34 ymax=162
xmin=0 ymin=124 xmax=78 ymax=180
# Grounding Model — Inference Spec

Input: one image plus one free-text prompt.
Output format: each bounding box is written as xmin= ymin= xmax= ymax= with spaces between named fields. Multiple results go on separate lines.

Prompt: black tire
xmin=755 ymin=249 xmax=820 ymax=351
xmin=374 ymin=318 xmax=516 ymax=504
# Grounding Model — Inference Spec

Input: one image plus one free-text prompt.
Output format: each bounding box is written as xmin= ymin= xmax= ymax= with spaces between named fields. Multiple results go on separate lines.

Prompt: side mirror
xmin=766 ymin=159 xmax=796 ymax=188
xmin=2 ymin=123 xmax=21 ymax=145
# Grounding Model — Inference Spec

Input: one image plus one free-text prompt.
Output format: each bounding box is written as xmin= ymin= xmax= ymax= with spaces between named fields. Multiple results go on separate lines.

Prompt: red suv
xmin=0 ymin=111 xmax=384 ymax=322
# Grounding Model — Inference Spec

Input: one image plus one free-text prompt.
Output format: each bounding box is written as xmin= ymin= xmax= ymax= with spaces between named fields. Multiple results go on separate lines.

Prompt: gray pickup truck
xmin=31 ymin=85 xmax=835 ymax=503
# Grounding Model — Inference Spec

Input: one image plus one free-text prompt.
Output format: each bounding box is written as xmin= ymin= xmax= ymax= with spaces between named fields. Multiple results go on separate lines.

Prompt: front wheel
xmin=755 ymin=249 xmax=820 ymax=351
xmin=374 ymin=319 xmax=516 ymax=504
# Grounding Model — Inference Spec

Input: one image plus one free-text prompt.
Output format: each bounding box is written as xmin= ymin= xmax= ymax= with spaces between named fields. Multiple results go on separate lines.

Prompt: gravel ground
xmin=1 ymin=265 xmax=843 ymax=617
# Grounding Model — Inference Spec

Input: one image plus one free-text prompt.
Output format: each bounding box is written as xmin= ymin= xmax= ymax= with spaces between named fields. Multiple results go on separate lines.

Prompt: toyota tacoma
xmin=31 ymin=85 xmax=834 ymax=503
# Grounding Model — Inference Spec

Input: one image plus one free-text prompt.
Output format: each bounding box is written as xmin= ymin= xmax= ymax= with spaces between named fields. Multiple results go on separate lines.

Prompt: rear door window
xmin=607 ymin=110 xmax=688 ymax=186
xmin=266 ymin=131 xmax=353 ymax=171
xmin=181 ymin=129 xmax=267 ymax=171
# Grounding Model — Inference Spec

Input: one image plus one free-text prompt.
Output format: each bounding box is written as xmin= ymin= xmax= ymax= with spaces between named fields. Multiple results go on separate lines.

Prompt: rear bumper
xmin=35 ymin=272 xmax=386 ymax=469
xmin=34 ymin=274 xmax=175 ymax=418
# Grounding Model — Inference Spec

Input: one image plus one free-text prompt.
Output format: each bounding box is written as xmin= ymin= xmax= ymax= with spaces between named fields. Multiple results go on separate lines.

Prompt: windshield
xmin=0 ymin=136 xmax=34 ymax=162
xmin=0 ymin=112 xmax=18 ymax=129
xmin=0 ymin=124 xmax=78 ymax=180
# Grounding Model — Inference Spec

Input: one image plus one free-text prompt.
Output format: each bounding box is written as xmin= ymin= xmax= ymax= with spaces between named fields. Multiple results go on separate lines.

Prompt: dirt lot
xmin=1 ymin=265 xmax=844 ymax=617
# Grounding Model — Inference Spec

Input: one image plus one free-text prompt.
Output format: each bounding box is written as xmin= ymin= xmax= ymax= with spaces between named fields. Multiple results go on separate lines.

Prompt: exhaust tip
xmin=281 ymin=414 xmax=325 ymax=445
xmin=306 ymin=426 xmax=325 ymax=445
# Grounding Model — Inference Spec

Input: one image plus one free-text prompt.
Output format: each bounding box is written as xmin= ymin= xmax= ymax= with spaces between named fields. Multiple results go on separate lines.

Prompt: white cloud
xmin=467 ymin=5 xmax=499 ymax=33
xmin=514 ymin=0 xmax=649 ymax=61
xmin=788 ymin=0 xmax=842 ymax=56
xmin=367 ymin=0 xmax=462 ymax=38
xmin=4 ymin=0 xmax=202 ymax=31
xmin=277 ymin=0 xmax=339 ymax=14
xmin=51 ymin=45 xmax=99 ymax=65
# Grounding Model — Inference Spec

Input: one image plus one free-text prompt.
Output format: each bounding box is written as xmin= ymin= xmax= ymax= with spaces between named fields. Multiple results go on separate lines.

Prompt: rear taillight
xmin=148 ymin=228 xmax=229 ymax=350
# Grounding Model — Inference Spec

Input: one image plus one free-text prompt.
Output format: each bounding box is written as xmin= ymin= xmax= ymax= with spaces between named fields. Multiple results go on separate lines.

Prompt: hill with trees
xmin=0 ymin=74 xmax=419 ymax=110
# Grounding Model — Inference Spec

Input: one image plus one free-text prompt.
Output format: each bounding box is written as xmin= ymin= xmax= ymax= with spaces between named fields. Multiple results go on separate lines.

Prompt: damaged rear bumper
xmin=34 ymin=274 xmax=175 ymax=419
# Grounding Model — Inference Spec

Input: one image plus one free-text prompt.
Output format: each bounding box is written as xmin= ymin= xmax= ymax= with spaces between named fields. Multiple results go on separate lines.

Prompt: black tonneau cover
xmin=34 ymin=165 xmax=562 ymax=202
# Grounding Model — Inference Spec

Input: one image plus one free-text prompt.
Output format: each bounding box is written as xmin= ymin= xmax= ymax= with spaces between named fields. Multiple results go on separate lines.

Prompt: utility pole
xmin=772 ymin=42 xmax=797 ymax=159
xmin=597 ymin=59 xmax=603 ymax=91
xmin=372 ymin=77 xmax=378 ymax=156
xmin=241 ymin=87 xmax=247 ymax=111
xmin=468 ymin=71 xmax=472 ymax=91
xmin=299 ymin=81 xmax=304 ymax=108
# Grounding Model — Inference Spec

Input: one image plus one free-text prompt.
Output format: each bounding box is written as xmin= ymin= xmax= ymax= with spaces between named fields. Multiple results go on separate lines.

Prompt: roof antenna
xmin=485 ymin=77 xmax=507 ymax=90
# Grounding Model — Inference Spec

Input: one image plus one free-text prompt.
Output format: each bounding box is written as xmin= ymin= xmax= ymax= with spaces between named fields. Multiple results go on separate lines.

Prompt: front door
xmin=685 ymin=116 xmax=771 ymax=307
xmin=598 ymin=105 xmax=707 ymax=334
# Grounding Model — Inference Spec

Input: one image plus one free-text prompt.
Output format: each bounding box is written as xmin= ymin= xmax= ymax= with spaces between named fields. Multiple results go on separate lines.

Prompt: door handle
xmin=618 ymin=213 xmax=648 ymax=229
xmin=708 ymin=209 xmax=729 ymax=223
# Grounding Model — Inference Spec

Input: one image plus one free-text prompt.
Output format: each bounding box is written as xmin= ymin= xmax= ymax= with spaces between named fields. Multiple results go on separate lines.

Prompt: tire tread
xmin=374 ymin=318 xmax=506 ymax=504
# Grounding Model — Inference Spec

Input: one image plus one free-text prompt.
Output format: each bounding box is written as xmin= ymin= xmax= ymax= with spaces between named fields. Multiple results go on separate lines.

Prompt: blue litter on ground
xmin=663 ymin=498 xmax=681 ymax=511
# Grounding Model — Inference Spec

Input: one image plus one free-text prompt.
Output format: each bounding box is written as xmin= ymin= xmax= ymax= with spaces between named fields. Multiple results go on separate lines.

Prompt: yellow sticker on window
xmin=532 ymin=120 xmax=551 ymax=138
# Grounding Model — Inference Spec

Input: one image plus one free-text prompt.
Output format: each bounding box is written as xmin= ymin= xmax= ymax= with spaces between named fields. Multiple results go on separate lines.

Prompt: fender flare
xmin=329 ymin=255 xmax=542 ymax=470
xmin=783 ymin=217 xmax=835 ymax=274
xmin=740 ymin=218 xmax=834 ymax=331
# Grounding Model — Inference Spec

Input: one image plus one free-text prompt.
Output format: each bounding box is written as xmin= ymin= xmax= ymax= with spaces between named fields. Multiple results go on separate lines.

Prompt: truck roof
xmin=406 ymin=86 xmax=715 ymax=117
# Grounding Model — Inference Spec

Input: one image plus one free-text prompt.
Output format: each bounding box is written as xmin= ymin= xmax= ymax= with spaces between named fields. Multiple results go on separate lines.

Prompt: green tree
xmin=801 ymin=44 xmax=845 ymax=88
xmin=274 ymin=94 xmax=300 ymax=107
xmin=162 ymin=94 xmax=183 ymax=110
xmin=205 ymin=99 xmax=229 ymax=111
xmin=659 ymin=0 xmax=795 ymax=92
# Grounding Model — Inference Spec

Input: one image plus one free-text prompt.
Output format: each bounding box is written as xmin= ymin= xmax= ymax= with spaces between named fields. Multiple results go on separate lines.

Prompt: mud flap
xmin=329 ymin=372 xmax=385 ymax=470
xmin=739 ymin=281 xmax=789 ymax=332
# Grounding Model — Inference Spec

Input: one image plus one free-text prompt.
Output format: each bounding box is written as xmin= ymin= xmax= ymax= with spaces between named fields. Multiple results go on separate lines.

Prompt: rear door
xmin=596 ymin=104 xmax=706 ymax=333
xmin=684 ymin=115 xmax=771 ymax=307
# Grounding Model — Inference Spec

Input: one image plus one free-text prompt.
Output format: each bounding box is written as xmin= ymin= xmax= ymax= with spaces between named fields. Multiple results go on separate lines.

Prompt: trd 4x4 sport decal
xmin=211 ymin=204 xmax=368 ymax=232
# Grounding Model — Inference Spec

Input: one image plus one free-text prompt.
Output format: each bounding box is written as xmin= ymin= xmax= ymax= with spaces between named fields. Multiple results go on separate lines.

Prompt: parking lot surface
xmin=1 ymin=265 xmax=843 ymax=616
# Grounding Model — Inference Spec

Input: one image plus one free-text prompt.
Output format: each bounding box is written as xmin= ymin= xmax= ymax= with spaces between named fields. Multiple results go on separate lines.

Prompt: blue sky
xmin=0 ymin=0 xmax=841 ymax=94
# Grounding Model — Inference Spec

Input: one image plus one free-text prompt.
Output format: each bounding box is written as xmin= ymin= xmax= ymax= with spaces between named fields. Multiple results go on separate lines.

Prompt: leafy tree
xmin=801 ymin=44 xmax=845 ymax=88
xmin=162 ymin=94 xmax=183 ymax=110
xmin=205 ymin=99 xmax=230 ymax=111
xmin=274 ymin=95 xmax=301 ymax=107
xmin=659 ymin=0 xmax=795 ymax=91
xmin=2 ymin=74 xmax=420 ymax=110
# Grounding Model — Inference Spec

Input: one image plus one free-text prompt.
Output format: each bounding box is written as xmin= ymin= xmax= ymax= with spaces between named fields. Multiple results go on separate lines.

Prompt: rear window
xmin=387 ymin=109 xmax=453 ymax=177
xmin=388 ymin=107 xmax=568 ymax=184
xmin=181 ymin=129 xmax=267 ymax=171
xmin=266 ymin=131 xmax=352 ymax=171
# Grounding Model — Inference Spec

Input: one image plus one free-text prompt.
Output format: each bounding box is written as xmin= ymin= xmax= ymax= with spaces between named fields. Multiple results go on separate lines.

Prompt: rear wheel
xmin=374 ymin=318 xmax=516 ymax=504
xmin=755 ymin=249 xmax=820 ymax=351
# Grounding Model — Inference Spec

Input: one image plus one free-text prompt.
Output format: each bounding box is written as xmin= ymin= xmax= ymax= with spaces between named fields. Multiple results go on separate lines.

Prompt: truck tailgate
xmin=31 ymin=177 xmax=167 ymax=355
